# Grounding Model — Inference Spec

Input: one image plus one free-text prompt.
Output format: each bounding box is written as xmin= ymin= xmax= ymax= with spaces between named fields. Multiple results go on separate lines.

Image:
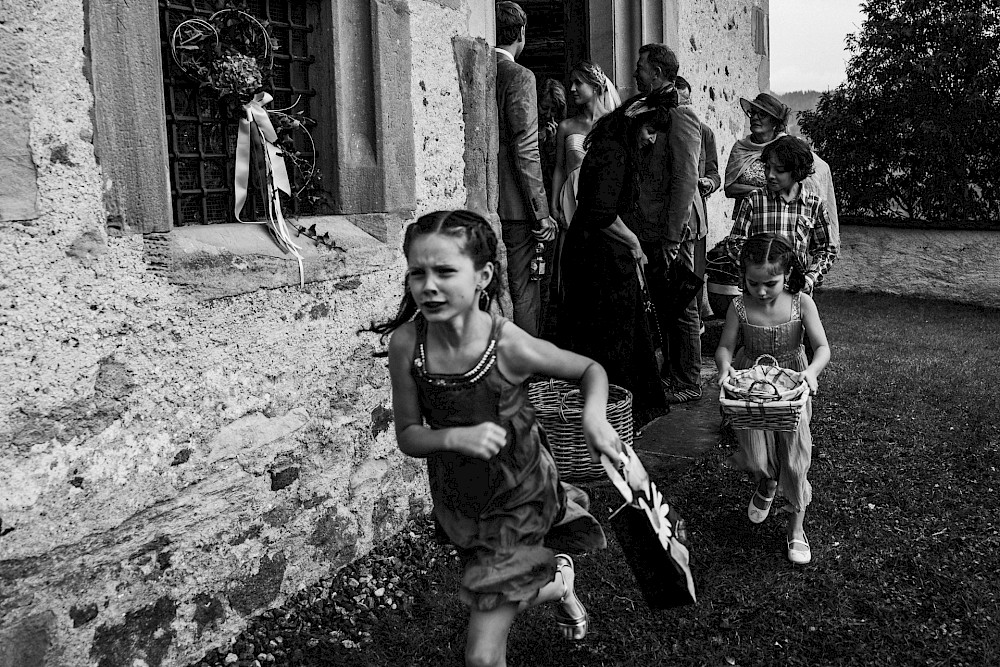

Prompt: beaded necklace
xmin=414 ymin=329 xmax=498 ymax=388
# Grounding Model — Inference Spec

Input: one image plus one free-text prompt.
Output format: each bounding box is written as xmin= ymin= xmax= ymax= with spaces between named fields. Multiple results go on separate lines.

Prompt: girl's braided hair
xmin=366 ymin=210 xmax=500 ymax=339
xmin=739 ymin=232 xmax=808 ymax=293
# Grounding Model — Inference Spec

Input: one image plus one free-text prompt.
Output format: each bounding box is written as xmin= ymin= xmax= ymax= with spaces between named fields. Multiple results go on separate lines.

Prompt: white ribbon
xmin=234 ymin=92 xmax=303 ymax=286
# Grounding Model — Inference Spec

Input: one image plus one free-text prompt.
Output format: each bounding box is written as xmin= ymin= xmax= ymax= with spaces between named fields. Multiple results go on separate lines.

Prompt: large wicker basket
xmin=719 ymin=355 xmax=809 ymax=432
xmin=528 ymin=379 xmax=633 ymax=482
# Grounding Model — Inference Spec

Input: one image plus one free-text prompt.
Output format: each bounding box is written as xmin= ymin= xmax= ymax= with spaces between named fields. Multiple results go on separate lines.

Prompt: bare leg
xmin=465 ymin=603 xmax=518 ymax=667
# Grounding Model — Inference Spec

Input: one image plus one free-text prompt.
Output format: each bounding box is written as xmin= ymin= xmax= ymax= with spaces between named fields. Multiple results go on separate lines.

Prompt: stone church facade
xmin=0 ymin=1 xmax=768 ymax=664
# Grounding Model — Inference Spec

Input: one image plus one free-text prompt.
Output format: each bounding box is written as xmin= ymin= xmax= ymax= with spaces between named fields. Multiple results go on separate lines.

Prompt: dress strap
xmin=412 ymin=315 xmax=427 ymax=366
xmin=792 ymin=292 xmax=802 ymax=321
xmin=414 ymin=313 xmax=499 ymax=385
xmin=734 ymin=295 xmax=747 ymax=322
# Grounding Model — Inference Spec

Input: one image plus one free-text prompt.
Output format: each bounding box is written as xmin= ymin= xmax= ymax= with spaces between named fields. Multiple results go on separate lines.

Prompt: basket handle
xmin=753 ymin=354 xmax=779 ymax=367
xmin=556 ymin=388 xmax=582 ymax=424
xmin=746 ymin=378 xmax=781 ymax=401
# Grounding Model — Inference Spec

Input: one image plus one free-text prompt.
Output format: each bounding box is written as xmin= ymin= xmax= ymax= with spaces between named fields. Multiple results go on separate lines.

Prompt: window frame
xmin=87 ymin=0 xmax=415 ymax=293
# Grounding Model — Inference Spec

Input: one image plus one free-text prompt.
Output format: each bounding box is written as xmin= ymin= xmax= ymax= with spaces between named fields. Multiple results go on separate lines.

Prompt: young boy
xmin=722 ymin=135 xmax=838 ymax=293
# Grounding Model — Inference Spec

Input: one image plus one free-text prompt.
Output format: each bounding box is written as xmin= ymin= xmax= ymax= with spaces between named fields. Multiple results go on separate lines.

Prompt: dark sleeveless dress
xmin=412 ymin=314 xmax=607 ymax=611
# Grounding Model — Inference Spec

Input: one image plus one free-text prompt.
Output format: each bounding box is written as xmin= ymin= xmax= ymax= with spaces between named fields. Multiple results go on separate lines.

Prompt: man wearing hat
xmin=631 ymin=43 xmax=704 ymax=404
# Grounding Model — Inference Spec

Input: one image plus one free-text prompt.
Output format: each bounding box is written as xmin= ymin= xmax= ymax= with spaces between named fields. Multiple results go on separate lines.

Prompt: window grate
xmin=158 ymin=1 xmax=317 ymax=226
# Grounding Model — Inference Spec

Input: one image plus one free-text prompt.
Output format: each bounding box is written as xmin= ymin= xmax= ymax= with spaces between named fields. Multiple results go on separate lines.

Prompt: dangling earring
xmin=478 ymin=288 xmax=491 ymax=311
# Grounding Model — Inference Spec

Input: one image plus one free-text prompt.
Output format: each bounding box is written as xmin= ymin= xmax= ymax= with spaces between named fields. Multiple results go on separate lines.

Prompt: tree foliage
xmin=799 ymin=0 xmax=1000 ymax=225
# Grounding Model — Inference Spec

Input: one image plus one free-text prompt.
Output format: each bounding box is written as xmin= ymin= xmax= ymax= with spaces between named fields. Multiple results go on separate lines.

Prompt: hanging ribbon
xmin=234 ymin=92 xmax=304 ymax=287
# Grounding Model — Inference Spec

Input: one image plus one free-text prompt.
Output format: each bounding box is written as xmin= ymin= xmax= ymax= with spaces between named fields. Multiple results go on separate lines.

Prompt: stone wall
xmin=825 ymin=226 xmax=1000 ymax=310
xmin=0 ymin=1 xmax=765 ymax=665
xmin=679 ymin=0 xmax=771 ymax=249
xmin=0 ymin=1 xmax=481 ymax=665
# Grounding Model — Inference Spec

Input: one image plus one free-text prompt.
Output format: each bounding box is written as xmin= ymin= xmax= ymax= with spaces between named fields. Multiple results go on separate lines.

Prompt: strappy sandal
xmin=553 ymin=554 xmax=588 ymax=640
xmin=787 ymin=534 xmax=811 ymax=564
xmin=747 ymin=486 xmax=776 ymax=524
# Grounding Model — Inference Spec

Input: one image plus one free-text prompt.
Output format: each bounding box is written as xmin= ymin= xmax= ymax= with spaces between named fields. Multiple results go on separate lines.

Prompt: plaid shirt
xmin=724 ymin=185 xmax=838 ymax=285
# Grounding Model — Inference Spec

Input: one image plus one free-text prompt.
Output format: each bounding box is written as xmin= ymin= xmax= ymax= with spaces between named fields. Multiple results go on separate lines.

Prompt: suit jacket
xmin=691 ymin=121 xmax=721 ymax=238
xmin=496 ymin=53 xmax=549 ymax=222
xmin=632 ymin=104 xmax=701 ymax=244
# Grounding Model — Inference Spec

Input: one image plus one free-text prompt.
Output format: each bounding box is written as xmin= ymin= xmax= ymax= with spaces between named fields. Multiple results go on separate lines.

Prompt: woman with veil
xmin=549 ymin=61 xmax=622 ymax=301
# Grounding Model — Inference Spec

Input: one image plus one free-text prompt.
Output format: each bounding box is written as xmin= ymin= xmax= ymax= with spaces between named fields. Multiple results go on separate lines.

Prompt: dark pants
xmin=641 ymin=238 xmax=702 ymax=390
xmin=501 ymin=219 xmax=541 ymax=336
xmin=539 ymin=229 xmax=559 ymax=341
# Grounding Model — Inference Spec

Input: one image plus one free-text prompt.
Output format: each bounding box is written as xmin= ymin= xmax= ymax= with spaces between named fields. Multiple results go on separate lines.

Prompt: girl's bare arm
xmin=798 ymin=294 xmax=830 ymax=390
xmin=498 ymin=326 xmax=620 ymax=461
xmin=715 ymin=301 xmax=740 ymax=385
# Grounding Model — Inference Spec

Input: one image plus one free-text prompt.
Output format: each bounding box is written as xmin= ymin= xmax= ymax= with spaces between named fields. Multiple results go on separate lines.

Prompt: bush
xmin=800 ymin=0 xmax=1000 ymax=227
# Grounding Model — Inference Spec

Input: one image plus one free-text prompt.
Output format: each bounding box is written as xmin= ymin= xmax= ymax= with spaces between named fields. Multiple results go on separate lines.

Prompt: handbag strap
xmin=635 ymin=260 xmax=663 ymax=345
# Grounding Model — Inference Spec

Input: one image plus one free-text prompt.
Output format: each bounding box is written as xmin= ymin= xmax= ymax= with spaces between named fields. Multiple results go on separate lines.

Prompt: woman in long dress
xmin=549 ymin=61 xmax=621 ymax=300
xmin=559 ymin=90 xmax=676 ymax=428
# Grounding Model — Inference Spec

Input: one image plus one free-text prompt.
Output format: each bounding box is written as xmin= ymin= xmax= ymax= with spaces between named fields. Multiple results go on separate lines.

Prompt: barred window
xmin=158 ymin=0 xmax=319 ymax=226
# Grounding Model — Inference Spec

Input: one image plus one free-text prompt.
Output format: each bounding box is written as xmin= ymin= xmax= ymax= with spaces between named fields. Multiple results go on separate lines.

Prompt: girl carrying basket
xmin=715 ymin=233 xmax=831 ymax=564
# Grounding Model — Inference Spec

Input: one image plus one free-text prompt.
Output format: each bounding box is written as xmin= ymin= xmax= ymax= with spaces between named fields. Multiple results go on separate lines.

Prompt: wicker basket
xmin=528 ymin=379 xmax=634 ymax=482
xmin=719 ymin=355 xmax=809 ymax=432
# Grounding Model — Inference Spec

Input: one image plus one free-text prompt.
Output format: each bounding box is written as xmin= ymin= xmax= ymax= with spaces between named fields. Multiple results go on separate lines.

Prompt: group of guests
xmin=494 ymin=1 xmax=840 ymax=427
xmin=370 ymin=7 xmax=842 ymax=663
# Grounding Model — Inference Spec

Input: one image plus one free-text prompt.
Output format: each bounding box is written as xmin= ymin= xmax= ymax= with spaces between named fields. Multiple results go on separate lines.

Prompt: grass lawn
xmin=194 ymin=291 xmax=1000 ymax=666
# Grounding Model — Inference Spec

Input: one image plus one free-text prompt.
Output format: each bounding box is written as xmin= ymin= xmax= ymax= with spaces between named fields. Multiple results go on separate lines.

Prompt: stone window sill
xmin=142 ymin=213 xmax=408 ymax=300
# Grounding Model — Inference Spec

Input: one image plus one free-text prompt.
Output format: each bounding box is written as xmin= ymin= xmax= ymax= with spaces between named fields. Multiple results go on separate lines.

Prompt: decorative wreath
xmin=170 ymin=7 xmax=333 ymax=285
xmin=171 ymin=9 xmax=273 ymax=106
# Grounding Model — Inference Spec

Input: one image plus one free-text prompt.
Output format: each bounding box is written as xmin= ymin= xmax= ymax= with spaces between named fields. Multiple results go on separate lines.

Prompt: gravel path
xmin=188 ymin=518 xmax=458 ymax=667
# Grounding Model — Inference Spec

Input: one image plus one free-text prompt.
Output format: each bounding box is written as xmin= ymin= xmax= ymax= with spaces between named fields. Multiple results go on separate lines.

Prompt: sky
xmin=769 ymin=0 xmax=866 ymax=93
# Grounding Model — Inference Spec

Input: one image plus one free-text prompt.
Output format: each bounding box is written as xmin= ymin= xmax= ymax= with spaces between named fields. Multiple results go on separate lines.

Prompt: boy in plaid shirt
xmin=723 ymin=136 xmax=838 ymax=293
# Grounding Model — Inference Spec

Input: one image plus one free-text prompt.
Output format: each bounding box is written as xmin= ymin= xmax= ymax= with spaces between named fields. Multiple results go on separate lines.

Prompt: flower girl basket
xmin=719 ymin=354 xmax=809 ymax=432
xmin=601 ymin=443 xmax=697 ymax=609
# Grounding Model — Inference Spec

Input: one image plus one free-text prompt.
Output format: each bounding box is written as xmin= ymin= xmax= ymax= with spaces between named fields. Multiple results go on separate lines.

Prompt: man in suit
xmin=676 ymin=75 xmax=721 ymax=325
xmin=495 ymin=1 xmax=556 ymax=337
xmin=631 ymin=44 xmax=703 ymax=404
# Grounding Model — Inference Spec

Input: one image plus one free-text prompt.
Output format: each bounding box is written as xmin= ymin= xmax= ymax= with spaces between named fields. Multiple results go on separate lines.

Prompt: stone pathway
xmin=633 ymin=360 xmax=722 ymax=478
xmin=633 ymin=320 xmax=726 ymax=480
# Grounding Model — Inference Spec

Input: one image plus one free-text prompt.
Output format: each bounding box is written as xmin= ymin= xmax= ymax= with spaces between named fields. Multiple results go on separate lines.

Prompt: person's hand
xmin=663 ymin=240 xmax=681 ymax=264
xmin=717 ymin=365 xmax=735 ymax=388
xmin=797 ymin=369 xmax=820 ymax=395
xmin=582 ymin=413 xmax=621 ymax=463
xmin=450 ymin=422 xmax=507 ymax=460
xmin=631 ymin=244 xmax=648 ymax=271
xmin=698 ymin=177 xmax=714 ymax=196
xmin=545 ymin=119 xmax=558 ymax=140
xmin=622 ymin=448 xmax=651 ymax=496
xmin=532 ymin=217 xmax=557 ymax=242
xmin=551 ymin=203 xmax=566 ymax=229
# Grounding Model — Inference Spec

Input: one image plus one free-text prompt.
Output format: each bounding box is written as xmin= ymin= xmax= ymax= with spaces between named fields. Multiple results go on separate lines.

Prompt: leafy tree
xmin=799 ymin=0 xmax=1000 ymax=225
